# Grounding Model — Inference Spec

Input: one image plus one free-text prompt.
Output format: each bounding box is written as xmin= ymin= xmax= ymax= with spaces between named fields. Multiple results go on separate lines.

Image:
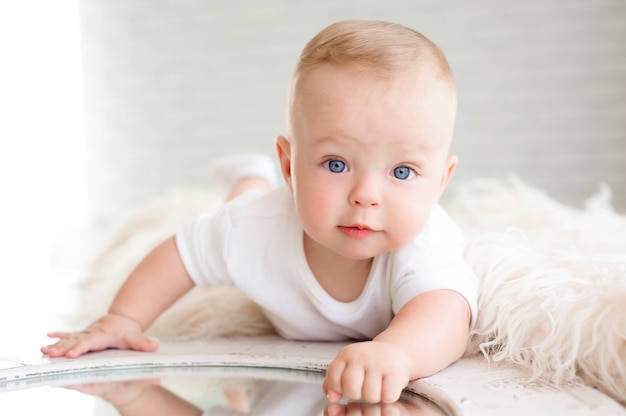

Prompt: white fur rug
xmin=74 ymin=177 xmax=626 ymax=406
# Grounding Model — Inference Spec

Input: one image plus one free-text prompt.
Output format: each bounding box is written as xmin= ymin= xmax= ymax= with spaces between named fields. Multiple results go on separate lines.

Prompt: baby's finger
xmin=327 ymin=388 xmax=343 ymax=403
xmin=328 ymin=403 xmax=383 ymax=416
xmin=361 ymin=372 xmax=383 ymax=403
xmin=41 ymin=336 xmax=82 ymax=357
xmin=325 ymin=403 xmax=346 ymax=416
xmin=380 ymin=376 xmax=404 ymax=404
xmin=325 ymin=359 xmax=347 ymax=399
xmin=40 ymin=344 xmax=65 ymax=357
xmin=380 ymin=404 xmax=402 ymax=416
xmin=349 ymin=403 xmax=380 ymax=416
xmin=120 ymin=333 xmax=160 ymax=353
xmin=62 ymin=331 xmax=114 ymax=358
xmin=325 ymin=403 xmax=349 ymax=416
xmin=340 ymin=364 xmax=365 ymax=401
xmin=65 ymin=338 xmax=106 ymax=358
xmin=323 ymin=376 xmax=343 ymax=403
xmin=46 ymin=331 xmax=73 ymax=339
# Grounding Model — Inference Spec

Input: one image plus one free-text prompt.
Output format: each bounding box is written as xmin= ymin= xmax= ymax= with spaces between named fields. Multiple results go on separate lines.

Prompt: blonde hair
xmin=288 ymin=20 xmax=456 ymax=135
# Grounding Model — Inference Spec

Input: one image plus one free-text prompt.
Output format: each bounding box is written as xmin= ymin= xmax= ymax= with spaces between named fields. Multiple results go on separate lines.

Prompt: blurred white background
xmin=1 ymin=0 xmax=625 ymax=360
xmin=0 ymin=0 xmax=90 ymax=411
xmin=1 ymin=0 xmax=84 ymax=334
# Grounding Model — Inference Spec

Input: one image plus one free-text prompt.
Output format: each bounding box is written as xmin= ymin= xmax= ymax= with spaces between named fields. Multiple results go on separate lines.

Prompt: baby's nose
xmin=349 ymin=180 xmax=381 ymax=207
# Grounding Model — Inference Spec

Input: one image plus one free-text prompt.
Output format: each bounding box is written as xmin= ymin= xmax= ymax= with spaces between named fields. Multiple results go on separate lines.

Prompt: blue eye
xmin=324 ymin=159 xmax=346 ymax=173
xmin=393 ymin=166 xmax=413 ymax=180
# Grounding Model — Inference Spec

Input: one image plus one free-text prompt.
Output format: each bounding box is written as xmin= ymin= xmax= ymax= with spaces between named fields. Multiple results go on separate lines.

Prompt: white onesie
xmin=176 ymin=186 xmax=478 ymax=341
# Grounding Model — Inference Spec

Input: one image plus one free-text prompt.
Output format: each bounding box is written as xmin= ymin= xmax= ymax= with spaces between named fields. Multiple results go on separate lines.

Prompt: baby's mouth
xmin=338 ymin=225 xmax=376 ymax=239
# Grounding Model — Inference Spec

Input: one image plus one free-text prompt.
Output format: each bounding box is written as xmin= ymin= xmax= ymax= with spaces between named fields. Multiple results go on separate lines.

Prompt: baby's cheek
xmin=388 ymin=211 xmax=426 ymax=247
xmin=296 ymin=197 xmax=331 ymax=238
xmin=302 ymin=188 xmax=335 ymax=217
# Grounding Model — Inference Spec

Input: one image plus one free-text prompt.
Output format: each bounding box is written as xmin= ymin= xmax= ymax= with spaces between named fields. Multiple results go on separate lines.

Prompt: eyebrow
xmin=310 ymin=134 xmax=436 ymax=165
xmin=310 ymin=134 xmax=357 ymax=146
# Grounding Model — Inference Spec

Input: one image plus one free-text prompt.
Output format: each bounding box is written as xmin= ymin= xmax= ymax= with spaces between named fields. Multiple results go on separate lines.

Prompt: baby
xmin=42 ymin=19 xmax=478 ymax=404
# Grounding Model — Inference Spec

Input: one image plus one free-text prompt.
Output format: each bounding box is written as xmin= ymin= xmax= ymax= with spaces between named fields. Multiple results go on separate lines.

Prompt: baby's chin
xmin=305 ymin=229 xmax=405 ymax=260
xmin=330 ymin=243 xmax=398 ymax=261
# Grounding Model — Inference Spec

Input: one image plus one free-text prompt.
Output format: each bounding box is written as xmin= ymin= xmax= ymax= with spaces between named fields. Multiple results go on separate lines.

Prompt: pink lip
xmin=338 ymin=225 xmax=376 ymax=239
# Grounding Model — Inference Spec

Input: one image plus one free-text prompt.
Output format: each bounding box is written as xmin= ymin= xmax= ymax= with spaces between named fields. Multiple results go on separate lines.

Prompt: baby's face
xmin=280 ymin=63 xmax=457 ymax=260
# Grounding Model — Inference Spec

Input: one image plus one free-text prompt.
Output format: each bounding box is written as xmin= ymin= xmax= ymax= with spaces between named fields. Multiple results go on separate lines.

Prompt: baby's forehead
xmin=289 ymin=63 xmax=456 ymax=151
xmin=293 ymin=63 xmax=455 ymax=114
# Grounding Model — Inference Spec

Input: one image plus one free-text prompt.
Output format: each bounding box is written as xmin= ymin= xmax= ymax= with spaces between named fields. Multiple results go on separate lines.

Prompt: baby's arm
xmin=70 ymin=380 xmax=202 ymax=416
xmin=41 ymin=236 xmax=195 ymax=358
xmin=323 ymin=290 xmax=471 ymax=403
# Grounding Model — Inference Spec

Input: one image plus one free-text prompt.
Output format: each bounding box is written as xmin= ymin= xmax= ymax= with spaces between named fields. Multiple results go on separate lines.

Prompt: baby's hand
xmin=325 ymin=400 xmax=422 ymax=416
xmin=323 ymin=341 xmax=411 ymax=404
xmin=41 ymin=313 xmax=159 ymax=358
xmin=67 ymin=379 xmax=160 ymax=406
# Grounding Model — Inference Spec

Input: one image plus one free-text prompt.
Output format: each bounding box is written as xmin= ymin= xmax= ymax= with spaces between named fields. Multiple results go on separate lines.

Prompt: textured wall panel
xmin=79 ymin=0 xmax=626 ymax=228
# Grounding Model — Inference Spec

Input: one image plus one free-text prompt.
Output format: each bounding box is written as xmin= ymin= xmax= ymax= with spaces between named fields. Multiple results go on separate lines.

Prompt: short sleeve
xmin=175 ymin=190 xmax=264 ymax=287
xmin=391 ymin=250 xmax=479 ymax=328
xmin=175 ymin=207 xmax=232 ymax=287
xmin=389 ymin=206 xmax=479 ymax=328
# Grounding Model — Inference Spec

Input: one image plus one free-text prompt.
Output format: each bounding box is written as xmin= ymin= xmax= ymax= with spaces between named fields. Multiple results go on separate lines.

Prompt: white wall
xmin=79 ymin=0 xmax=626 ymax=231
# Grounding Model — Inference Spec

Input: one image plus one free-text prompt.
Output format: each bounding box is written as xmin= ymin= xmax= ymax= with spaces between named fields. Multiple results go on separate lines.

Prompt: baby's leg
xmin=226 ymin=177 xmax=271 ymax=201
xmin=212 ymin=153 xmax=279 ymax=201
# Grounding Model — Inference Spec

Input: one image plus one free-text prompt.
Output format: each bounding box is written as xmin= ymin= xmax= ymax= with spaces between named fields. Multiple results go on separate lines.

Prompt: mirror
xmin=0 ymin=367 xmax=447 ymax=416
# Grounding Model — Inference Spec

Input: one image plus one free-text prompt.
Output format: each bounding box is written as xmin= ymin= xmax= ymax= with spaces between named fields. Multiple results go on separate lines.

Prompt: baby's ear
xmin=276 ymin=135 xmax=293 ymax=189
xmin=439 ymin=154 xmax=458 ymax=192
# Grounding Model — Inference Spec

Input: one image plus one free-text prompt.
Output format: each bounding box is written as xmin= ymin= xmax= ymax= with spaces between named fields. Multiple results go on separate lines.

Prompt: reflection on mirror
xmin=0 ymin=369 xmax=447 ymax=416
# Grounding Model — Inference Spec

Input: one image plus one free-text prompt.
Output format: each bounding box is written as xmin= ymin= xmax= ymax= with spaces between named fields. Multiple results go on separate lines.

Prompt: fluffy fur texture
xmin=74 ymin=177 xmax=626 ymax=405
xmin=447 ymin=177 xmax=626 ymax=405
